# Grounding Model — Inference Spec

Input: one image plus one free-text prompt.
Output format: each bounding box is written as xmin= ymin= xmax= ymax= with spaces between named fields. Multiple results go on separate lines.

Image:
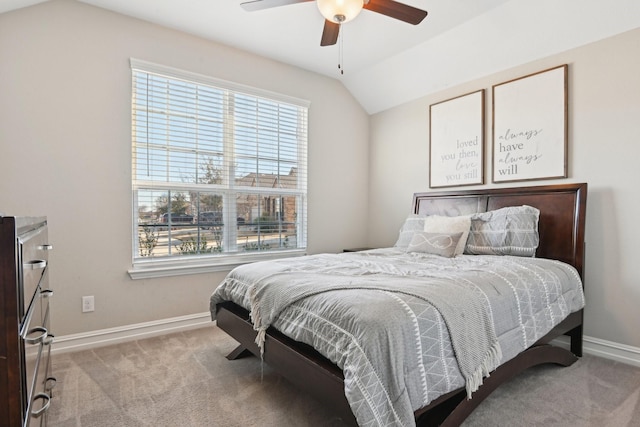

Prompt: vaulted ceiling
xmin=2 ymin=0 xmax=640 ymax=113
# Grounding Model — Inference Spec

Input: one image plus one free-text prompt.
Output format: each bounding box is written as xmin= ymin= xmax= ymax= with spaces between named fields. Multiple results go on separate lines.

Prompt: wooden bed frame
xmin=215 ymin=183 xmax=588 ymax=426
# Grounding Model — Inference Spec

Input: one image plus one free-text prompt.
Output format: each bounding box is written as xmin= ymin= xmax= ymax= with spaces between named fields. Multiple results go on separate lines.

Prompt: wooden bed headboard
xmin=412 ymin=183 xmax=587 ymax=279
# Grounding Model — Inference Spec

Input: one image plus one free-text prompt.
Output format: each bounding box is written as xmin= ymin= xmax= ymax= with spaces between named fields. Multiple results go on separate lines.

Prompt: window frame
xmin=128 ymin=59 xmax=309 ymax=279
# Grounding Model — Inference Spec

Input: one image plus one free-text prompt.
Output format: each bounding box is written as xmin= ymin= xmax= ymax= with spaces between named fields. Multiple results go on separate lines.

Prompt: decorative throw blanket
xmin=247 ymin=269 xmax=502 ymax=399
xmin=210 ymin=249 xmax=585 ymax=427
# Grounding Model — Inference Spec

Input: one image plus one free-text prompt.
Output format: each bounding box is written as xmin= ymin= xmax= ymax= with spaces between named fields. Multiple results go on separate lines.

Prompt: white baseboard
xmin=50 ymin=315 xmax=640 ymax=370
xmin=50 ymin=311 xmax=212 ymax=355
xmin=552 ymin=335 xmax=640 ymax=368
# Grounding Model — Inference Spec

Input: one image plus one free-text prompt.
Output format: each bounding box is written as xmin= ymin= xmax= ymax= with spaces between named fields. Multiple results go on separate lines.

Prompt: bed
xmin=210 ymin=183 xmax=587 ymax=426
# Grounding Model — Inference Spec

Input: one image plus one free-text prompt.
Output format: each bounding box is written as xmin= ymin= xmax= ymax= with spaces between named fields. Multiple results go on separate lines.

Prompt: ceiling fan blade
xmin=320 ymin=20 xmax=340 ymax=46
xmin=364 ymin=0 xmax=428 ymax=25
xmin=240 ymin=0 xmax=313 ymax=12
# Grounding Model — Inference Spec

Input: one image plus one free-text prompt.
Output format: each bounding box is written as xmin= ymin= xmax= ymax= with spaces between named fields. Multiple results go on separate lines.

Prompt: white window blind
xmin=130 ymin=59 xmax=308 ymax=275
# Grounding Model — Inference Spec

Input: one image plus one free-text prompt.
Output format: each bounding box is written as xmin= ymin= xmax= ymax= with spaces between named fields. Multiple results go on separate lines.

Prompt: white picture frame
xmin=429 ymin=89 xmax=485 ymax=188
xmin=492 ymin=65 xmax=568 ymax=183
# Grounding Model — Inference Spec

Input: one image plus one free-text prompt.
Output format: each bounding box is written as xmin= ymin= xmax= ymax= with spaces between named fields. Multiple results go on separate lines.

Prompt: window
xmin=130 ymin=59 xmax=308 ymax=278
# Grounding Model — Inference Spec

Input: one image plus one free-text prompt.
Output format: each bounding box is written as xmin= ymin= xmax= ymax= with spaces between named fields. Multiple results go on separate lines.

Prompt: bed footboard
xmin=217 ymin=302 xmax=583 ymax=427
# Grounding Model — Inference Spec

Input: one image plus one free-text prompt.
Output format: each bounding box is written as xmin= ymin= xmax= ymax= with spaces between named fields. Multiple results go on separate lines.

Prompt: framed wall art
xmin=492 ymin=64 xmax=568 ymax=183
xmin=429 ymin=89 xmax=484 ymax=188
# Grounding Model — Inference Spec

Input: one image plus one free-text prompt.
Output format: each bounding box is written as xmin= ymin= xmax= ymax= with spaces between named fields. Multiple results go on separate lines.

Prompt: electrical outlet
xmin=82 ymin=295 xmax=95 ymax=313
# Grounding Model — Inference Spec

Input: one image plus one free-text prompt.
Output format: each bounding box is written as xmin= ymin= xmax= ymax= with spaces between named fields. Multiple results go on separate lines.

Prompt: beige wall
xmin=368 ymin=28 xmax=640 ymax=349
xmin=2 ymin=0 xmax=638 ymax=354
xmin=0 ymin=0 xmax=370 ymax=335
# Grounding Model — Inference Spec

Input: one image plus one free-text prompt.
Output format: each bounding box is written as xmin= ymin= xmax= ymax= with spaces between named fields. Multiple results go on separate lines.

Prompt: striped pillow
xmin=465 ymin=205 xmax=540 ymax=257
xmin=394 ymin=214 xmax=429 ymax=249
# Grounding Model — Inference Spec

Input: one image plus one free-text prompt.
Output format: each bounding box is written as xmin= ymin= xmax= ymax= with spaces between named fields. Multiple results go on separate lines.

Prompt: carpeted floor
xmin=47 ymin=326 xmax=640 ymax=427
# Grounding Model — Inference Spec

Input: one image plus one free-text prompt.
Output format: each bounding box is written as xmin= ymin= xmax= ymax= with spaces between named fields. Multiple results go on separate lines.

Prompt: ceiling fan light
xmin=317 ymin=0 xmax=364 ymax=24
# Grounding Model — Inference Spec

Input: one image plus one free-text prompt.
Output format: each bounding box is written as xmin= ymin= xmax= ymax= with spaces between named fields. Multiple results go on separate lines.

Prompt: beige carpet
xmin=47 ymin=326 xmax=640 ymax=427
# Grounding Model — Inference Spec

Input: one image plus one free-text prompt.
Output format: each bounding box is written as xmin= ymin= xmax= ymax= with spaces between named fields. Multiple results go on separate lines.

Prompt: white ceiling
xmin=2 ymin=0 xmax=640 ymax=113
xmin=76 ymin=0 xmax=513 ymax=78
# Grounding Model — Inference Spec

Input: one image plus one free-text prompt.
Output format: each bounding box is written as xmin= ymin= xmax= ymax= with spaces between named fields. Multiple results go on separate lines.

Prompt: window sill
xmin=128 ymin=249 xmax=307 ymax=280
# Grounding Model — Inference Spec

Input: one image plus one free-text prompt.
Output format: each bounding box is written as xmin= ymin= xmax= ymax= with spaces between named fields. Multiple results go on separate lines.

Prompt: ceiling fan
xmin=240 ymin=0 xmax=428 ymax=47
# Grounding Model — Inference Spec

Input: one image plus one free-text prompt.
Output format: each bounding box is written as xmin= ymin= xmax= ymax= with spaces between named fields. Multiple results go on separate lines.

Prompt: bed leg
xmin=226 ymin=344 xmax=253 ymax=360
xmin=568 ymin=323 xmax=583 ymax=357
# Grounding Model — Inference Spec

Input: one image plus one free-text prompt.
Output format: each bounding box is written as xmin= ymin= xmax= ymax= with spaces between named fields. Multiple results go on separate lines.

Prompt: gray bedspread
xmin=209 ymin=248 xmax=585 ymax=427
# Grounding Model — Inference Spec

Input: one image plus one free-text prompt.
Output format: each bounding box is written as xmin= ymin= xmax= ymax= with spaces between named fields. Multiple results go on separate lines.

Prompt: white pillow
xmin=423 ymin=215 xmax=471 ymax=256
